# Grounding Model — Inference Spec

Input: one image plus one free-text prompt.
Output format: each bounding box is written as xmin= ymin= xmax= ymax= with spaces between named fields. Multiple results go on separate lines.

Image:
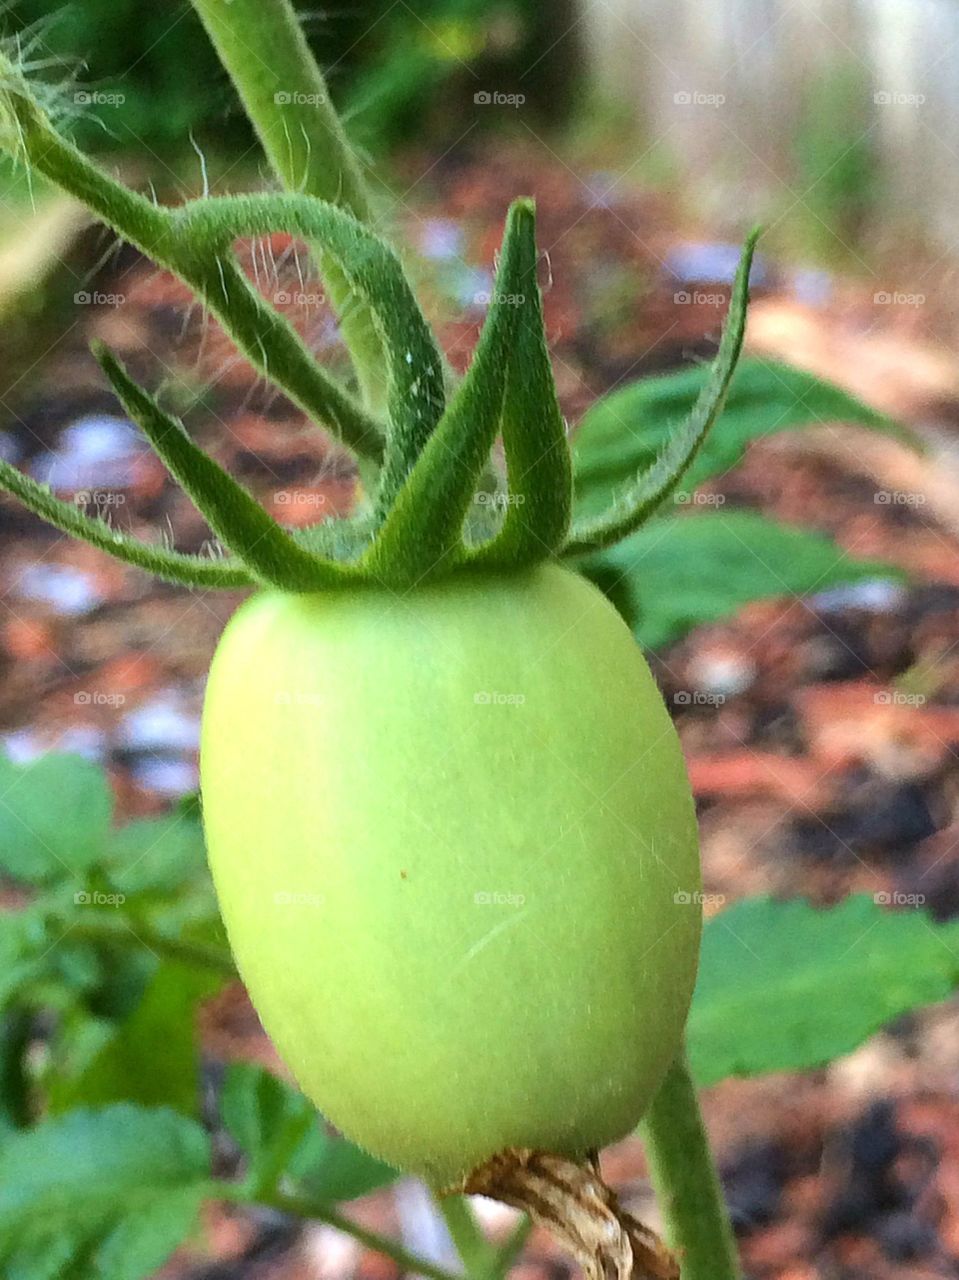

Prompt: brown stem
xmin=453 ymin=1148 xmax=679 ymax=1280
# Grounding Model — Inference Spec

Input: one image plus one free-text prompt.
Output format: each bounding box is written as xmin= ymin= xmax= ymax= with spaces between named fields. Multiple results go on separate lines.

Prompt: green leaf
xmin=689 ymin=895 xmax=959 ymax=1087
xmin=565 ymin=230 xmax=757 ymax=555
xmin=581 ymin=510 xmax=903 ymax=650
xmin=104 ymin=814 xmax=206 ymax=895
xmin=294 ymin=1131 xmax=397 ymax=1203
xmin=572 ymin=356 xmax=912 ymax=523
xmin=366 ymin=199 xmax=535 ymax=585
xmin=0 ymin=753 xmax=112 ymax=883
xmin=222 ymin=1063 xmax=396 ymax=1202
xmin=52 ymin=962 xmax=222 ymax=1115
xmin=94 ymin=344 xmax=354 ymax=591
xmin=0 ymin=1104 xmax=209 ymax=1279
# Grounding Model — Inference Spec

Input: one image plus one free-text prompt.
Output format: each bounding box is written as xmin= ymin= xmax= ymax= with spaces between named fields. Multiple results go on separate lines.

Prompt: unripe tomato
xmin=201 ymin=563 xmax=701 ymax=1187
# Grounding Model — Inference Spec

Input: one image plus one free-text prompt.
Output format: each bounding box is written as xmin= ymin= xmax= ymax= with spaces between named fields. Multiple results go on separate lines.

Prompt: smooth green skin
xmin=201 ymin=563 xmax=702 ymax=1187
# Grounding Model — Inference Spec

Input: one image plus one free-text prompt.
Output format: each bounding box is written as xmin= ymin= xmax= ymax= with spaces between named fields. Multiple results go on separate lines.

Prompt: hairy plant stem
xmin=226 ymin=1185 xmax=465 ymax=1280
xmin=188 ymin=0 xmax=388 ymax=422
xmin=437 ymin=1194 xmax=499 ymax=1276
xmin=640 ymin=1051 xmax=741 ymax=1280
xmin=0 ymin=72 xmax=384 ymax=466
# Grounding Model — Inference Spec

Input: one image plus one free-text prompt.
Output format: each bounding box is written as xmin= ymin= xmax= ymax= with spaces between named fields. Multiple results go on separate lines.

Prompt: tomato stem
xmin=188 ymin=0 xmax=390 ymax=417
xmin=436 ymin=1194 xmax=499 ymax=1276
xmin=240 ymin=1186 xmax=467 ymax=1280
xmin=640 ymin=1050 xmax=741 ymax=1280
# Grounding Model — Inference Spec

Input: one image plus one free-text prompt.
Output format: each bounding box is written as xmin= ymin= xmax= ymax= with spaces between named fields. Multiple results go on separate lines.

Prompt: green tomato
xmin=201 ymin=563 xmax=701 ymax=1187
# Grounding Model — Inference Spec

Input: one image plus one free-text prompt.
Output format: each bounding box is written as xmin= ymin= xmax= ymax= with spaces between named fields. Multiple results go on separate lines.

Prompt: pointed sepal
xmin=94 ymin=343 xmax=355 ymax=591
xmin=363 ymin=199 xmax=535 ymax=586
xmin=564 ymin=228 xmax=760 ymax=557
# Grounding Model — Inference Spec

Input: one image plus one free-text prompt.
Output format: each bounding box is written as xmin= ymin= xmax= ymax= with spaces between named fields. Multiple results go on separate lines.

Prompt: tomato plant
xmin=0 ymin=4 xmax=938 ymax=1279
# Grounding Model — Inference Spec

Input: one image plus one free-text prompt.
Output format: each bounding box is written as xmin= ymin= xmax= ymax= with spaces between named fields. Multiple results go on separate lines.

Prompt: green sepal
xmin=363 ymin=199 xmax=535 ymax=586
xmin=174 ymin=194 xmax=445 ymax=492
xmin=466 ymin=228 xmax=572 ymax=567
xmin=564 ymin=228 xmax=760 ymax=557
xmin=0 ymin=455 xmax=252 ymax=589
xmin=0 ymin=59 xmax=384 ymax=466
xmin=94 ymin=343 xmax=356 ymax=591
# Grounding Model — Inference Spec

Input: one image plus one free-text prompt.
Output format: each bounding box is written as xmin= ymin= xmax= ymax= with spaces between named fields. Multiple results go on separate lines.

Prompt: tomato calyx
xmin=0 ymin=56 xmax=755 ymax=592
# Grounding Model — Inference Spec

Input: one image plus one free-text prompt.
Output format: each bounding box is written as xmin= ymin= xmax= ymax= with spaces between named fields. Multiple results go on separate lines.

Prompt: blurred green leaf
xmin=582 ymin=510 xmax=903 ymax=649
xmin=0 ymin=1104 xmax=209 ymax=1279
xmin=104 ymin=816 xmax=207 ymax=895
xmin=573 ymin=356 xmax=912 ymax=521
xmin=688 ymin=895 xmax=959 ymax=1087
xmin=0 ymin=753 xmax=112 ymax=883
xmin=50 ymin=962 xmax=222 ymax=1116
xmin=223 ymin=1062 xmax=396 ymax=1202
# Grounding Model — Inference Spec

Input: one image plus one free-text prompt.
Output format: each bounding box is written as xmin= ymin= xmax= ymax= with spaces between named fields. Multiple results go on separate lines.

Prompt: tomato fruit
xmin=201 ymin=562 xmax=701 ymax=1187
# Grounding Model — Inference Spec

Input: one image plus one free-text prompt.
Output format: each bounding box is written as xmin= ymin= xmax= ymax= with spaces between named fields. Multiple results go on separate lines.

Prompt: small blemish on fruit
xmin=400 ymin=869 xmax=408 ymax=879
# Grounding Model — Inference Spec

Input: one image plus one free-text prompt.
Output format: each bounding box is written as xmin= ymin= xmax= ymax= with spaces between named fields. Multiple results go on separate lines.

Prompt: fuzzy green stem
xmin=0 ymin=55 xmax=384 ymax=465
xmin=221 ymin=1184 xmax=464 ymax=1280
xmin=437 ymin=1195 xmax=498 ymax=1276
xmin=0 ymin=456 xmax=253 ymax=588
xmin=189 ymin=0 xmax=388 ymax=416
xmin=640 ymin=1052 xmax=741 ymax=1280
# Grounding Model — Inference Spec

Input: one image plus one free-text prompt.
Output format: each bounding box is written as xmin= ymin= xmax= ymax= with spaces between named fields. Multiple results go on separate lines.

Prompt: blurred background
xmin=2 ymin=2 xmax=959 ymax=1279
